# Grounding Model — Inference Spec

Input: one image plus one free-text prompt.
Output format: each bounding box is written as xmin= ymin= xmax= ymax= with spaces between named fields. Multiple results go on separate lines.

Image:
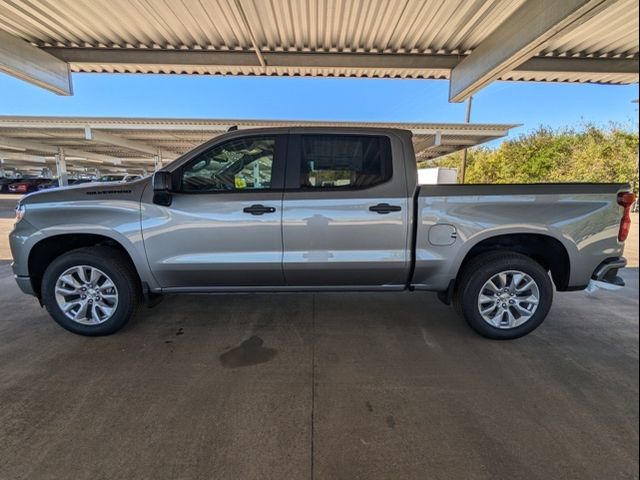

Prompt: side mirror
xmin=152 ymin=171 xmax=173 ymax=206
xmin=153 ymin=171 xmax=172 ymax=191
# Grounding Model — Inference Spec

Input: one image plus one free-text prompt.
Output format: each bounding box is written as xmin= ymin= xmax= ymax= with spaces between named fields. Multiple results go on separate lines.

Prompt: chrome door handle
xmin=243 ymin=204 xmax=276 ymax=215
xmin=369 ymin=203 xmax=402 ymax=214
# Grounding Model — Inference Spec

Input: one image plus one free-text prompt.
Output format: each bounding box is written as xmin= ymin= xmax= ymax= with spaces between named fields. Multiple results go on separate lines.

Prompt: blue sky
xmin=0 ymin=72 xmax=638 ymax=145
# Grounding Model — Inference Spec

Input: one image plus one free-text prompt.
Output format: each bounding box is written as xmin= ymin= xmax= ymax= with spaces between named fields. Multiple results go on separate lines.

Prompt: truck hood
xmin=19 ymin=177 xmax=151 ymax=206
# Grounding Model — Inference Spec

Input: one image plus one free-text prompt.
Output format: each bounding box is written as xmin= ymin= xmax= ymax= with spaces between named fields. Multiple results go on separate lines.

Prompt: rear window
xmin=299 ymin=135 xmax=392 ymax=189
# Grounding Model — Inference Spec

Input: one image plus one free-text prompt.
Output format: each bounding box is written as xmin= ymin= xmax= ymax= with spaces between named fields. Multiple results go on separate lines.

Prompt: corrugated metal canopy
xmin=0 ymin=0 xmax=637 ymax=96
xmin=0 ymin=115 xmax=517 ymax=174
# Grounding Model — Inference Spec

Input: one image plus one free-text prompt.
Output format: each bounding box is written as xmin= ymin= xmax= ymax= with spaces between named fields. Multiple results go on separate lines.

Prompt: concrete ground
xmin=0 ymin=268 xmax=637 ymax=479
xmin=0 ymin=192 xmax=638 ymax=479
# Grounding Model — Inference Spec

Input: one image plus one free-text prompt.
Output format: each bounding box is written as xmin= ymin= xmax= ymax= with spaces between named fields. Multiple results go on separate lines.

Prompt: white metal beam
xmin=449 ymin=0 xmax=614 ymax=102
xmin=84 ymin=126 xmax=176 ymax=159
xmin=0 ymin=118 xmax=518 ymax=139
xmin=0 ymin=164 xmax=47 ymax=174
xmin=0 ymin=152 xmax=49 ymax=163
xmin=232 ymin=0 xmax=266 ymax=68
xmin=426 ymin=131 xmax=442 ymax=150
xmin=412 ymin=128 xmax=511 ymax=137
xmin=414 ymin=132 xmax=443 ymax=154
xmin=0 ymin=135 xmax=64 ymax=154
xmin=441 ymin=138 xmax=479 ymax=146
xmin=44 ymin=48 xmax=455 ymax=71
xmin=41 ymin=47 xmax=638 ymax=81
xmin=0 ymin=117 xmax=231 ymax=135
xmin=520 ymin=56 xmax=639 ymax=76
xmin=55 ymin=147 xmax=69 ymax=186
xmin=0 ymin=135 xmax=116 ymax=164
xmin=0 ymin=30 xmax=72 ymax=95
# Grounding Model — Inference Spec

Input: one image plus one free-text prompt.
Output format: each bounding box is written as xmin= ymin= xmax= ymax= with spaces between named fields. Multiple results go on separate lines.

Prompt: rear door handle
xmin=369 ymin=203 xmax=402 ymax=214
xmin=243 ymin=204 xmax=276 ymax=215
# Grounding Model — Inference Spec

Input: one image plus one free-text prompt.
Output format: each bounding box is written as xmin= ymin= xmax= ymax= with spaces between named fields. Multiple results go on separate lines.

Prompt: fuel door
xmin=428 ymin=224 xmax=457 ymax=246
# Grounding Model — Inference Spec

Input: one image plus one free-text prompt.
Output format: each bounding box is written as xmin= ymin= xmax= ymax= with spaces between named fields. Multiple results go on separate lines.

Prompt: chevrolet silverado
xmin=9 ymin=127 xmax=635 ymax=339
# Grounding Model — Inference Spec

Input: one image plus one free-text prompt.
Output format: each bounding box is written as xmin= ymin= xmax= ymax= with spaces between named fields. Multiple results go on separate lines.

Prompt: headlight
xmin=15 ymin=203 xmax=25 ymax=224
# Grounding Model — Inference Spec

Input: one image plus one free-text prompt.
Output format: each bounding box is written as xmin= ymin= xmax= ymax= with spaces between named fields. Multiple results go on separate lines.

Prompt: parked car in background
xmin=37 ymin=179 xmax=58 ymax=190
xmin=7 ymin=178 xmax=49 ymax=194
xmin=37 ymin=178 xmax=95 ymax=190
xmin=0 ymin=177 xmax=17 ymax=193
xmin=70 ymin=179 xmax=94 ymax=186
xmin=95 ymin=174 xmax=143 ymax=183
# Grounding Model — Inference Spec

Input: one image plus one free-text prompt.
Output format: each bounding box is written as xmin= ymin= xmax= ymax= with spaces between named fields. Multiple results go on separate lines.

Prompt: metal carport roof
xmin=0 ymin=0 xmax=637 ymax=100
xmin=0 ymin=115 xmax=517 ymax=174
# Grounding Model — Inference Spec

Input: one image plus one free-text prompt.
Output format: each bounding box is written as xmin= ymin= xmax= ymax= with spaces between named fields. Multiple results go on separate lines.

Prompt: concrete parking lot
xmin=0 ymin=193 xmax=638 ymax=480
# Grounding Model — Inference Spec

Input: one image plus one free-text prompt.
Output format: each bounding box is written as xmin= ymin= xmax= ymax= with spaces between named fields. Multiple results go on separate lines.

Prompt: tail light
xmin=617 ymin=192 xmax=636 ymax=242
xmin=14 ymin=203 xmax=25 ymax=225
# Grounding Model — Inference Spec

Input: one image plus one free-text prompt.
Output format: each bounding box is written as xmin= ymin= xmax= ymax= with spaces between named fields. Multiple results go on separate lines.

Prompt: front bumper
xmin=9 ymin=216 xmax=39 ymax=297
xmin=14 ymin=273 xmax=36 ymax=295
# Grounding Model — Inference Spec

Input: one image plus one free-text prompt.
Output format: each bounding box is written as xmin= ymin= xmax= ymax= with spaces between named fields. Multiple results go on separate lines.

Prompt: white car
xmin=95 ymin=174 xmax=143 ymax=183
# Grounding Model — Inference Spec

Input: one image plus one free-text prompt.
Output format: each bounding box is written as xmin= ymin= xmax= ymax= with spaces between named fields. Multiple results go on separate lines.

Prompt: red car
xmin=7 ymin=178 xmax=49 ymax=193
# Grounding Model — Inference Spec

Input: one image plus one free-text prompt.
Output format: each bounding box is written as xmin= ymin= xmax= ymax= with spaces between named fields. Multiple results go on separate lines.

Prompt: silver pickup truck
xmin=9 ymin=127 xmax=635 ymax=339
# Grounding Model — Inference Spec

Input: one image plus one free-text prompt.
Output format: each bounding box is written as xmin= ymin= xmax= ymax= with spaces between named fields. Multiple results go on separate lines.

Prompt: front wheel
xmin=41 ymin=246 xmax=140 ymax=336
xmin=454 ymin=251 xmax=553 ymax=340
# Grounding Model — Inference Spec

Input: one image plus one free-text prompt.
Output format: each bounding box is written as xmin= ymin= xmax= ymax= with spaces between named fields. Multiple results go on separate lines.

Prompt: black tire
xmin=41 ymin=246 xmax=140 ymax=336
xmin=454 ymin=251 xmax=553 ymax=340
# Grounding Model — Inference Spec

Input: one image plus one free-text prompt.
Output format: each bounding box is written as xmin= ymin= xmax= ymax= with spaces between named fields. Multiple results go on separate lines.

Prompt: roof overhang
xmin=0 ymin=0 xmax=637 ymax=101
xmin=0 ymin=116 xmax=519 ymax=173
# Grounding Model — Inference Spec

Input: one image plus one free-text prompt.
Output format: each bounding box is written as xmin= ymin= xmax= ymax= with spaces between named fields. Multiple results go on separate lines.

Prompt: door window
xmin=298 ymin=135 xmax=392 ymax=189
xmin=182 ymin=136 xmax=275 ymax=192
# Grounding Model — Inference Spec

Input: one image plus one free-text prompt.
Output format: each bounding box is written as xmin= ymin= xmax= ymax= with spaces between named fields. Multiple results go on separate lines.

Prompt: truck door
xmin=141 ymin=134 xmax=286 ymax=288
xmin=282 ymin=131 xmax=411 ymax=287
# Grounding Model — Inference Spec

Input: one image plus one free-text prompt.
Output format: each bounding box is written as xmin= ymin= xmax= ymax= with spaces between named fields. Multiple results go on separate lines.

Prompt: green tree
xmin=422 ymin=124 xmax=638 ymax=192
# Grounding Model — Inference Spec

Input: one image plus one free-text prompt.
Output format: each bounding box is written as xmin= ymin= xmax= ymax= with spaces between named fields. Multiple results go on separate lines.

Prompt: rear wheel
xmin=41 ymin=246 xmax=140 ymax=336
xmin=454 ymin=251 xmax=553 ymax=339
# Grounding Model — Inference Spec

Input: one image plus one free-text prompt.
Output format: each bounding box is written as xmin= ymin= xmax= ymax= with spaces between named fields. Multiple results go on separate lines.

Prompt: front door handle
xmin=243 ymin=204 xmax=276 ymax=215
xmin=369 ymin=203 xmax=402 ymax=214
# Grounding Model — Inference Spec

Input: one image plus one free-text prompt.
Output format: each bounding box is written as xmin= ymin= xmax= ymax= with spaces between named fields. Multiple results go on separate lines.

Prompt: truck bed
xmin=412 ymin=183 xmax=629 ymax=291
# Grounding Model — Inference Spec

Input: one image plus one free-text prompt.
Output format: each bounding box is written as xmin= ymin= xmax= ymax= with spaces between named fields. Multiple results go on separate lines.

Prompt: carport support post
xmin=55 ymin=147 xmax=68 ymax=186
xmin=460 ymin=96 xmax=473 ymax=184
xmin=154 ymin=150 xmax=163 ymax=171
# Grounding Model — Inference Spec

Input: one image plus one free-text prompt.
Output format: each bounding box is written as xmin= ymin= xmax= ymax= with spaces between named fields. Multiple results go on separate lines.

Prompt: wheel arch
xmin=456 ymin=232 xmax=572 ymax=292
xmin=28 ymin=233 xmax=144 ymax=297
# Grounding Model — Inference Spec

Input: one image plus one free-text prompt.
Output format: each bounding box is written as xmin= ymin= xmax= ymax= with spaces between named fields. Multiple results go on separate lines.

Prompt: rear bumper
xmin=585 ymin=257 xmax=626 ymax=293
xmin=592 ymin=257 xmax=626 ymax=285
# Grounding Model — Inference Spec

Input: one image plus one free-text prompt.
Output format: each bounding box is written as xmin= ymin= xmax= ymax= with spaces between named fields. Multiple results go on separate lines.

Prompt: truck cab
xmin=143 ymin=128 xmax=413 ymax=290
